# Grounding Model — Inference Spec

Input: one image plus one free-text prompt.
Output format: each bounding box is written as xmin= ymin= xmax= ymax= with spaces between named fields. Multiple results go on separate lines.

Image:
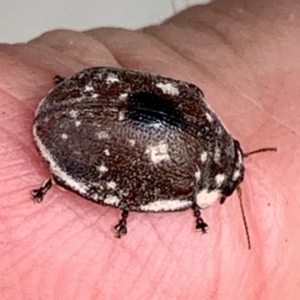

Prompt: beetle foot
xmin=114 ymin=210 xmax=129 ymax=238
xmin=195 ymin=220 xmax=209 ymax=233
xmin=220 ymin=196 xmax=227 ymax=204
xmin=192 ymin=204 xmax=209 ymax=234
xmin=32 ymin=178 xmax=53 ymax=203
xmin=53 ymin=75 xmax=65 ymax=85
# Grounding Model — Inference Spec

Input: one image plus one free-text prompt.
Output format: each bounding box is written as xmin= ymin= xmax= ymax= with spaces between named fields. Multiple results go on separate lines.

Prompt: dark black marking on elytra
xmin=127 ymin=91 xmax=186 ymax=128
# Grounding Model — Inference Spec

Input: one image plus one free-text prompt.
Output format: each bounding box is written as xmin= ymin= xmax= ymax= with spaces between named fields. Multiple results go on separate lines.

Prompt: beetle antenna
xmin=237 ymin=186 xmax=251 ymax=249
xmin=239 ymin=146 xmax=276 ymax=248
xmin=243 ymin=147 xmax=277 ymax=158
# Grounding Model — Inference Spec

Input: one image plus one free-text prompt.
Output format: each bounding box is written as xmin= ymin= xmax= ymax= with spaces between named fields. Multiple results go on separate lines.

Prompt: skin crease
xmin=0 ymin=0 xmax=299 ymax=299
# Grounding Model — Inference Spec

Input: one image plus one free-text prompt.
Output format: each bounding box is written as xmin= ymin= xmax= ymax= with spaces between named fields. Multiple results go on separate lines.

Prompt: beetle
xmin=32 ymin=67 xmax=276 ymax=241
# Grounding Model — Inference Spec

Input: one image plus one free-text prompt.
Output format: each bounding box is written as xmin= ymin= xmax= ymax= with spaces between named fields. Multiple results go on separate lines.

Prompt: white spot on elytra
xmin=33 ymin=125 xmax=89 ymax=195
xmin=107 ymin=181 xmax=117 ymax=190
xmin=91 ymin=193 xmax=100 ymax=201
xmin=104 ymin=149 xmax=110 ymax=156
xmin=118 ymin=111 xmax=125 ymax=121
xmin=69 ymin=110 xmax=79 ymax=118
xmin=196 ymin=189 xmax=220 ymax=209
xmin=215 ymin=174 xmax=226 ymax=186
xmin=217 ymin=126 xmax=223 ymax=135
xmin=128 ymin=139 xmax=136 ymax=147
xmin=214 ymin=147 xmax=221 ymax=162
xmin=232 ymin=169 xmax=241 ymax=181
xmin=96 ymin=131 xmax=110 ymax=139
xmin=84 ymin=84 xmax=94 ymax=92
xmin=140 ymin=199 xmax=192 ymax=212
xmin=119 ymin=93 xmax=128 ymax=101
xmin=195 ymin=169 xmax=201 ymax=181
xmin=61 ymin=133 xmax=68 ymax=140
xmin=156 ymin=82 xmax=179 ymax=96
xmin=78 ymin=73 xmax=85 ymax=79
xmin=145 ymin=141 xmax=170 ymax=164
xmin=149 ymin=123 xmax=161 ymax=130
xmin=201 ymin=151 xmax=208 ymax=163
xmin=103 ymin=195 xmax=120 ymax=206
xmin=206 ymin=112 xmax=213 ymax=122
xmin=238 ymin=150 xmax=243 ymax=164
xmin=106 ymin=75 xmax=119 ymax=84
xmin=98 ymin=165 xmax=108 ymax=173
xmin=69 ymin=110 xmax=81 ymax=126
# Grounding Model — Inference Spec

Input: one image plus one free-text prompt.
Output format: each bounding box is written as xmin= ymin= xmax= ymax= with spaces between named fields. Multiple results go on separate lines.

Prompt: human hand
xmin=1 ymin=0 xmax=299 ymax=299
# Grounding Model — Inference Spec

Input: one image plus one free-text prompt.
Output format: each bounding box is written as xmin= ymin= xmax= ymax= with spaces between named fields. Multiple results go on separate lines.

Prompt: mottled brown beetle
xmin=32 ymin=67 xmax=276 ymax=241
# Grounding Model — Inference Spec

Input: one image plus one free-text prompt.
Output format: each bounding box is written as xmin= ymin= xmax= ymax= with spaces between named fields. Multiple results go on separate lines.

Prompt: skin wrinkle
xmin=95 ymin=246 xmax=117 ymax=283
xmin=142 ymin=23 xmax=260 ymax=107
xmin=0 ymin=173 xmax=31 ymax=196
xmin=0 ymin=145 xmax=24 ymax=156
xmin=34 ymin=29 xmax=118 ymax=67
xmin=90 ymin=37 xmax=125 ymax=70
xmin=6 ymin=234 xmax=46 ymax=274
xmin=130 ymin=267 xmax=152 ymax=297
xmin=1 ymin=158 xmax=30 ymax=171
xmin=165 ymin=7 xmax=241 ymax=45
xmin=142 ymin=27 xmax=220 ymax=86
xmin=239 ymin=93 xmax=263 ymax=111
xmin=166 ymin=241 xmax=196 ymax=277
xmin=0 ymin=144 xmax=40 ymax=182
xmin=248 ymin=165 xmax=284 ymax=235
xmin=15 ymin=48 xmax=77 ymax=85
xmin=61 ymin=198 xmax=94 ymax=223
xmin=56 ymin=226 xmax=91 ymax=254
xmin=140 ymin=288 xmax=158 ymax=300
xmin=112 ymin=233 xmax=143 ymax=269
xmin=181 ymin=12 xmax=241 ymax=59
xmin=147 ymin=217 xmax=173 ymax=250
xmin=28 ymin=42 xmax=95 ymax=77
xmin=170 ymin=5 xmax=284 ymax=76
xmin=139 ymin=241 xmax=169 ymax=284
xmin=141 ymin=29 xmax=193 ymax=63
xmin=130 ymin=246 xmax=150 ymax=275
xmin=8 ymin=44 xmax=65 ymax=76
xmin=270 ymin=113 xmax=300 ymax=138
xmin=0 ymin=49 xmax=54 ymax=97
xmin=0 ymin=167 xmax=31 ymax=184
xmin=241 ymin=177 xmax=283 ymax=286
xmin=85 ymin=28 xmax=147 ymax=68
xmin=0 ymin=127 xmax=38 ymax=173
xmin=138 ymin=222 xmax=172 ymax=268
xmin=0 ymin=97 xmax=32 ymax=130
xmin=119 ymin=243 xmax=143 ymax=272
xmin=86 ymin=27 xmax=203 ymax=87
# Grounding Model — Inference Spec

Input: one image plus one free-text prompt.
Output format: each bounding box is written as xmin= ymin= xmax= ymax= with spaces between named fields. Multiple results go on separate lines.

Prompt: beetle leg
xmin=53 ymin=75 xmax=65 ymax=85
xmin=192 ymin=204 xmax=208 ymax=233
xmin=220 ymin=196 xmax=227 ymax=204
xmin=114 ymin=209 xmax=129 ymax=238
xmin=32 ymin=178 xmax=53 ymax=203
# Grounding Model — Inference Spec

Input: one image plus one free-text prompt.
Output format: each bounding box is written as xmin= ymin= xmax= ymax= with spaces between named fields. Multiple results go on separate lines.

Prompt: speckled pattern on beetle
xmin=32 ymin=67 xmax=245 ymax=238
